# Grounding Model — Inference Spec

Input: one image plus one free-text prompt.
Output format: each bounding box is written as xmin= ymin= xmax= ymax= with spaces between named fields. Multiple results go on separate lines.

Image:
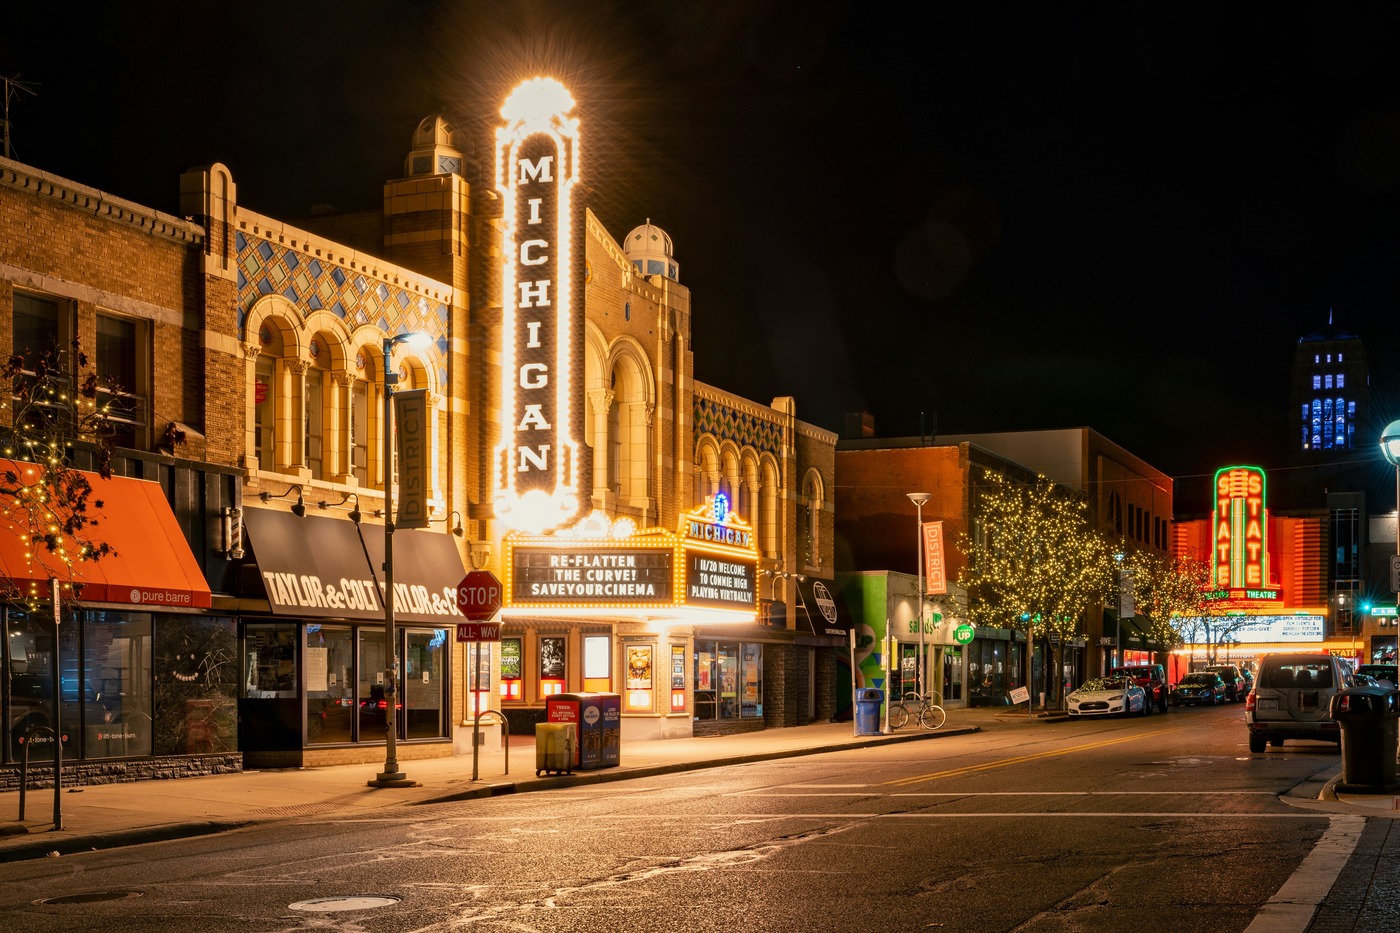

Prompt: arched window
xmin=760 ymin=458 xmax=780 ymax=559
xmin=803 ymin=470 xmax=824 ymax=568
xmin=305 ymin=336 xmax=329 ymax=480
xmin=607 ymin=355 xmax=648 ymax=502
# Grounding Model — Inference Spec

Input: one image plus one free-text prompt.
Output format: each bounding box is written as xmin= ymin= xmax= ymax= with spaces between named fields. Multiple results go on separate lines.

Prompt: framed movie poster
xmin=627 ymin=645 xmax=653 ymax=690
xmin=539 ymin=636 xmax=566 ymax=680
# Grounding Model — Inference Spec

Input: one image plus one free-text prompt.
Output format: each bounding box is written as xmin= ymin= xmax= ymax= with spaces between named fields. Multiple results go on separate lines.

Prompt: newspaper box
xmin=545 ymin=692 xmax=621 ymax=770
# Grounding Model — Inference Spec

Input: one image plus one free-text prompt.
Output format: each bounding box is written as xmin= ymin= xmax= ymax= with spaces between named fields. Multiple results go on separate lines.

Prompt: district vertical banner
xmin=394 ymin=389 xmax=430 ymax=529
xmin=922 ymin=520 xmax=947 ymax=595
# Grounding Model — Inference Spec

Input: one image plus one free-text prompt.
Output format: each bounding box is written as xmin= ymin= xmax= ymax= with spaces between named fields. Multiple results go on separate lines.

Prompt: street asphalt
xmin=2 ymin=706 xmax=1397 ymax=932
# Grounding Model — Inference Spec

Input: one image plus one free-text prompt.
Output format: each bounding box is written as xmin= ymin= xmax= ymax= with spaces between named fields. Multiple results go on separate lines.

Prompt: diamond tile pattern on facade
xmin=235 ymin=230 xmax=449 ymax=385
xmin=693 ymin=396 xmax=782 ymax=457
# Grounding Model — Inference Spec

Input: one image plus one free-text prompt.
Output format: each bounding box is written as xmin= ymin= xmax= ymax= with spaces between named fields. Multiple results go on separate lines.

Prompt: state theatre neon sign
xmin=1212 ymin=465 xmax=1279 ymax=595
xmin=493 ymin=77 xmax=584 ymax=533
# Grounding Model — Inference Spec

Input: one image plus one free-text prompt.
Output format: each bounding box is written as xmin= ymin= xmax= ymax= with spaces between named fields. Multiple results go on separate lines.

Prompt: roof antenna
xmin=1 ymin=74 xmax=38 ymax=160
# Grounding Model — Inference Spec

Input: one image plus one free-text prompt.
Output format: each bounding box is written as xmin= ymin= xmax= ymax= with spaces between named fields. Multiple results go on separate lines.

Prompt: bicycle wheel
xmin=888 ymin=702 xmax=909 ymax=730
xmin=919 ymin=704 xmax=946 ymax=730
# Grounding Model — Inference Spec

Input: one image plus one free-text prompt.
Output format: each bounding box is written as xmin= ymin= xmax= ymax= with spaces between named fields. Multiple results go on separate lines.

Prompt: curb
xmin=0 ymin=820 xmax=252 ymax=864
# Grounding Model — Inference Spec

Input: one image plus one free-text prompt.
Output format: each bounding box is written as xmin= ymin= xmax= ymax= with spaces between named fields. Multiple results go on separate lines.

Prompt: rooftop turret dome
xmin=623 ymin=219 xmax=679 ymax=281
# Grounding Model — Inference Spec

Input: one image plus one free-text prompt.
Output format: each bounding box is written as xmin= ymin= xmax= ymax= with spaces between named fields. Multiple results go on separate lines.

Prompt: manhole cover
xmin=289 ymin=895 xmax=401 ymax=912
xmin=37 ymin=891 xmax=143 ymax=905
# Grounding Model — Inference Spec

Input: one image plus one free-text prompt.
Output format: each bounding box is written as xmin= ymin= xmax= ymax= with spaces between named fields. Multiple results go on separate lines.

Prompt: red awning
xmin=0 ymin=461 xmax=211 ymax=609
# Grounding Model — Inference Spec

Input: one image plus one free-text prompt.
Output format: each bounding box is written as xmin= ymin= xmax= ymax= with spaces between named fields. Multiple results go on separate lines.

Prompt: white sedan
xmin=1066 ymin=676 xmax=1147 ymax=717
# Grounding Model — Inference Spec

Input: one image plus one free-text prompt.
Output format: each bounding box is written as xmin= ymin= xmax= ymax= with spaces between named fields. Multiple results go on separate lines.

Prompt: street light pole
xmin=372 ymin=331 xmax=431 ymax=788
xmin=908 ymin=492 xmax=932 ymax=700
xmin=1113 ymin=549 xmax=1125 ymax=671
xmin=1381 ymin=421 xmax=1400 ymax=634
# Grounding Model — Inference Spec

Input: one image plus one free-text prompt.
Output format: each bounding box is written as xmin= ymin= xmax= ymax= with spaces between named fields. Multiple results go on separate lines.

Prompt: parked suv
xmin=1110 ymin=664 xmax=1169 ymax=714
xmin=1244 ymin=653 xmax=1351 ymax=752
xmin=1204 ymin=664 xmax=1247 ymax=702
xmin=1357 ymin=664 xmax=1398 ymax=688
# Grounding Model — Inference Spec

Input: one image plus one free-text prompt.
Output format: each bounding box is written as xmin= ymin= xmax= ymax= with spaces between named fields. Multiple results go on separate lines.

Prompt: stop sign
xmin=456 ymin=570 xmax=503 ymax=621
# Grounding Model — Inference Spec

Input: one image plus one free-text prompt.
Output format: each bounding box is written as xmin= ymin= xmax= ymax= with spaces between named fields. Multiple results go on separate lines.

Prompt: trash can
xmin=535 ymin=722 xmax=575 ymax=776
xmin=545 ymin=693 xmax=621 ymax=770
xmin=854 ymin=688 xmax=884 ymax=736
xmin=1330 ymin=686 xmax=1400 ymax=792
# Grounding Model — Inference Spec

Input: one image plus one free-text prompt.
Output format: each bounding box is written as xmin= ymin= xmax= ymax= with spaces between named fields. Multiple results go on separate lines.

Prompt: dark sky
xmin=5 ymin=2 xmax=1400 ymax=482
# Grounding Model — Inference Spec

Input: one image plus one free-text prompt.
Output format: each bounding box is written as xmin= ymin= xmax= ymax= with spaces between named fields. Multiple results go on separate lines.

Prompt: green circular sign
xmin=954 ymin=624 xmax=976 ymax=645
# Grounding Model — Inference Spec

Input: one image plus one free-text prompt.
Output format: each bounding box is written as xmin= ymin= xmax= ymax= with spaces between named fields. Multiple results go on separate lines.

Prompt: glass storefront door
xmin=403 ymin=630 xmax=445 ymax=739
xmin=358 ymin=628 xmax=388 ymax=738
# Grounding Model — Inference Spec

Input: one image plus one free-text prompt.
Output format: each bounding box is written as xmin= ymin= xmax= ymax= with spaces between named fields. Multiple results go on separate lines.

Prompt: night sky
xmin=5 ymin=2 xmax=1400 ymax=484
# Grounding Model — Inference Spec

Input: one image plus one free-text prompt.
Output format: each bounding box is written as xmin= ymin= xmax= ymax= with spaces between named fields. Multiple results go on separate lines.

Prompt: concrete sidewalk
xmin=0 ymin=714 xmax=990 ymax=863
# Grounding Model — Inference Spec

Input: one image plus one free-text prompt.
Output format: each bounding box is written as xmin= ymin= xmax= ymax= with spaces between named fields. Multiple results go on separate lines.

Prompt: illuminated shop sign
xmin=493 ymin=77 xmax=584 ymax=534
xmin=1212 ymin=466 xmax=1279 ymax=595
xmin=1205 ymin=588 xmax=1281 ymax=602
xmin=683 ymin=493 xmax=752 ymax=549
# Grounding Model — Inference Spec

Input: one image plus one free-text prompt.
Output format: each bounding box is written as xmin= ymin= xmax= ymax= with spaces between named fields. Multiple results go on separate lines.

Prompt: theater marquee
xmin=504 ymin=500 xmax=756 ymax=618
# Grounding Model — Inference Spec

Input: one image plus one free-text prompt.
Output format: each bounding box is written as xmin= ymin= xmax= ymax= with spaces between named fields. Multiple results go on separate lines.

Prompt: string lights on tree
xmin=0 ymin=337 xmax=122 ymax=610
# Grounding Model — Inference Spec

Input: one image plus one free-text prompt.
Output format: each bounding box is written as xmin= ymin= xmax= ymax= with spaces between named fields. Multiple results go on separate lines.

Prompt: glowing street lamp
xmin=908 ymin=492 xmax=932 ymax=701
xmin=1384 ymin=421 xmax=1400 ymax=560
xmin=372 ymin=330 xmax=432 ymax=788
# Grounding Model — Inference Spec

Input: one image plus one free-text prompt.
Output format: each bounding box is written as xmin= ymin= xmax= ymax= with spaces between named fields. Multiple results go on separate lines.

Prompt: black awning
xmin=242 ymin=508 xmax=466 ymax=624
xmin=795 ymin=577 xmax=852 ymax=639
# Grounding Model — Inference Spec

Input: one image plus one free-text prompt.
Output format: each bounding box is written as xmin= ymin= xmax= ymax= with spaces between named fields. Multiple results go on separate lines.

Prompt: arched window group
xmin=245 ymin=298 xmax=439 ymax=503
xmin=693 ymin=435 xmax=780 ymax=559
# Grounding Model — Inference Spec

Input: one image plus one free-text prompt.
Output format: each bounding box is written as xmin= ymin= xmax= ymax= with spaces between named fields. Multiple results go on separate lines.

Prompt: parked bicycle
xmin=888 ymin=691 xmax=946 ymax=730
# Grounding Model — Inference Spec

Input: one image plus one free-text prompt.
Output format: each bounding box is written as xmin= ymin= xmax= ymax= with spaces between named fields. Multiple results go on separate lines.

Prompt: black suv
xmin=1204 ymin=664 xmax=1247 ymax=702
xmin=1110 ymin=664 xmax=1169 ymax=713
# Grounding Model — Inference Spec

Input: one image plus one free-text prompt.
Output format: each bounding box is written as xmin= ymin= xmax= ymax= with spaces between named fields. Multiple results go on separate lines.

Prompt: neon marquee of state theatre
xmin=494 ymin=77 xmax=584 ymax=534
xmin=1212 ymin=465 xmax=1281 ymax=600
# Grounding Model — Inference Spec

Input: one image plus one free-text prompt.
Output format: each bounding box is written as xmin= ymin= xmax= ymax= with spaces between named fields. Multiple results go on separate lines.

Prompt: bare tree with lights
xmin=0 ymin=337 xmax=122 ymax=609
xmin=957 ymin=470 xmax=1116 ymax=709
xmin=1123 ymin=550 xmax=1211 ymax=665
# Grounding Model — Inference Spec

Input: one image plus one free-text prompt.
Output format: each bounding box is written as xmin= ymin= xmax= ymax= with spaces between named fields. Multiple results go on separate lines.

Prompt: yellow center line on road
xmin=883 ymin=725 xmax=1188 ymax=787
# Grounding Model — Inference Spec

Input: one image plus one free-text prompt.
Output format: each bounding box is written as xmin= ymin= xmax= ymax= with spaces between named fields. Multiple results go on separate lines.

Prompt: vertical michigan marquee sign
xmin=494 ymin=78 xmax=584 ymax=533
xmin=1212 ymin=465 xmax=1277 ymax=593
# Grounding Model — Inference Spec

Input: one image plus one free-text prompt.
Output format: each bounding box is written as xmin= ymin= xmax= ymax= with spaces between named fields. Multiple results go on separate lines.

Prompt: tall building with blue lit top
xmin=1289 ymin=316 xmax=1370 ymax=462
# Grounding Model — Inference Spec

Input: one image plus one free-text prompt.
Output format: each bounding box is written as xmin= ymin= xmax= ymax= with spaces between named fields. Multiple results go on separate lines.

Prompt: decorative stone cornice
xmin=0 ymin=156 xmax=204 ymax=246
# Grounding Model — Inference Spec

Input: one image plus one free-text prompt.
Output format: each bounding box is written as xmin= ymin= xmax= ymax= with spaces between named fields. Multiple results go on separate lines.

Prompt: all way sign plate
xmin=456 ymin=622 xmax=501 ymax=642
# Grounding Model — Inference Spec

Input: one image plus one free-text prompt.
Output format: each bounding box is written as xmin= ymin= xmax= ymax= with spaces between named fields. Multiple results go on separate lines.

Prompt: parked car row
xmin=1064 ymin=663 xmax=1255 ymax=717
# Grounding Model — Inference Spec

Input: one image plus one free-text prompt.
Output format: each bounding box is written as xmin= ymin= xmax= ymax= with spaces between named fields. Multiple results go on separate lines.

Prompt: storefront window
xmin=244 ymin=623 xmax=297 ymax=698
xmin=693 ymin=639 xmax=764 ymax=723
xmin=583 ymin=634 xmax=611 ymax=692
xmin=153 ymin=614 xmax=238 ymax=755
xmin=5 ymin=605 xmax=74 ymax=762
xmin=466 ymin=640 xmax=491 ymax=718
xmin=499 ymin=637 xmax=522 ymax=701
xmin=306 ymin=625 xmax=353 ymax=745
xmin=740 ymin=643 xmax=762 ymax=718
xmin=625 ymin=644 xmax=653 ymax=711
xmin=403 ymin=629 xmax=446 ymax=739
xmin=539 ymin=636 xmax=565 ymax=697
xmin=82 ymin=612 xmax=153 ymax=758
